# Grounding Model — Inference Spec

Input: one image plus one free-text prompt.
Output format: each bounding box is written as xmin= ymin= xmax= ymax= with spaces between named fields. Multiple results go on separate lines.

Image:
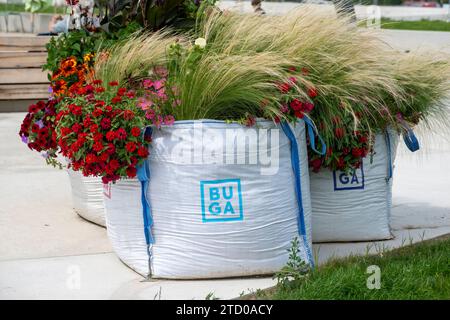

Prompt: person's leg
xmin=251 ymin=0 xmax=266 ymax=15
xmin=332 ymin=0 xmax=357 ymax=23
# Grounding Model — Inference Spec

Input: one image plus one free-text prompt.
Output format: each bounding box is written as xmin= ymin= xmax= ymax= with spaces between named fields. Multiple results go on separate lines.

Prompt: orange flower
xmin=60 ymin=57 xmax=77 ymax=77
xmin=52 ymin=79 xmax=67 ymax=96
xmin=51 ymin=69 xmax=62 ymax=80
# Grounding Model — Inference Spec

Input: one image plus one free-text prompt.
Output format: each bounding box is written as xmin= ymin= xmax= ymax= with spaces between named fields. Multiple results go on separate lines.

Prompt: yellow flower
xmin=83 ymin=53 xmax=94 ymax=63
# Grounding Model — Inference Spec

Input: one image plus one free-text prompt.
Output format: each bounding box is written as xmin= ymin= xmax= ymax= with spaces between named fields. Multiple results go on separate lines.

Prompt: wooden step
xmin=0 ymin=35 xmax=51 ymax=52
xmin=0 ymin=52 xmax=47 ymax=68
xmin=0 ymin=68 xmax=49 ymax=84
xmin=0 ymin=84 xmax=50 ymax=100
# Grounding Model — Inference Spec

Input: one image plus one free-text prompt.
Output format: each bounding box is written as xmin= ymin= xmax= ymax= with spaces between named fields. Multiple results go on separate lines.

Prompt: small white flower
xmin=194 ymin=37 xmax=207 ymax=48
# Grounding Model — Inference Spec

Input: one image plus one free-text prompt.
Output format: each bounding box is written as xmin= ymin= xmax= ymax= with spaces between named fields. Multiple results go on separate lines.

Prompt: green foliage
xmin=274 ymin=237 xmax=311 ymax=288
xmin=43 ymin=22 xmax=142 ymax=74
xmin=24 ymin=0 xmax=48 ymax=13
xmin=44 ymin=29 xmax=97 ymax=73
xmin=380 ymin=18 xmax=450 ymax=32
xmin=93 ymin=0 xmax=216 ymax=34
xmin=0 ymin=3 xmax=66 ymax=13
xmin=268 ymin=236 xmax=450 ymax=300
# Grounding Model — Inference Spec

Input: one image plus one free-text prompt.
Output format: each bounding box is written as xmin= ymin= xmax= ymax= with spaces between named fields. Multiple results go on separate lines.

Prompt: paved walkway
xmin=1 ymin=29 xmax=450 ymax=299
xmin=218 ymin=2 xmax=450 ymax=21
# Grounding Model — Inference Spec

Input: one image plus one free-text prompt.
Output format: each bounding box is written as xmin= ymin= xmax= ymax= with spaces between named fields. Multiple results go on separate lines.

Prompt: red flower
xmin=131 ymin=126 xmax=141 ymax=137
xmin=116 ymin=128 xmax=127 ymax=140
xmin=108 ymin=81 xmax=119 ymax=87
xmin=72 ymin=123 xmax=82 ymax=133
xmin=336 ymin=157 xmax=345 ymax=170
xmin=278 ymin=82 xmax=291 ymax=93
xmin=310 ymin=158 xmax=322 ymax=173
xmin=106 ymin=131 xmax=116 ymax=141
xmin=245 ymin=116 xmax=256 ymax=127
xmin=90 ymin=124 xmax=99 ymax=133
xmin=359 ymin=136 xmax=368 ymax=144
xmin=307 ymin=87 xmax=318 ymax=98
xmin=92 ymin=108 xmax=103 ymax=117
xmin=98 ymin=152 xmax=109 ymax=162
xmin=117 ymin=87 xmax=127 ymax=96
xmin=100 ymin=118 xmax=111 ymax=130
xmin=335 ymin=127 xmax=345 ymax=139
xmin=111 ymin=96 xmax=122 ymax=104
xmin=137 ymin=146 xmax=149 ymax=158
xmin=290 ymin=99 xmax=303 ymax=111
xmin=107 ymin=143 xmax=116 ymax=155
xmin=352 ymin=148 xmax=363 ymax=158
xmin=69 ymin=104 xmax=82 ymax=116
xmin=126 ymin=166 xmax=137 ymax=178
xmin=93 ymin=142 xmax=104 ymax=153
xmin=109 ymin=159 xmax=119 ymax=171
xmin=303 ymin=102 xmax=314 ymax=113
xmin=93 ymin=79 xmax=102 ymax=85
xmin=294 ymin=110 xmax=304 ymax=119
xmin=28 ymin=104 xmax=39 ymax=113
xmin=86 ymin=154 xmax=97 ymax=164
xmin=326 ymin=147 xmax=333 ymax=158
xmin=83 ymin=116 xmax=92 ymax=127
xmin=123 ymin=110 xmax=134 ymax=120
xmin=93 ymin=132 xmax=103 ymax=142
xmin=126 ymin=90 xmax=135 ymax=99
xmin=95 ymin=100 xmax=105 ymax=107
xmin=95 ymin=87 xmax=105 ymax=93
xmin=125 ymin=142 xmax=136 ymax=153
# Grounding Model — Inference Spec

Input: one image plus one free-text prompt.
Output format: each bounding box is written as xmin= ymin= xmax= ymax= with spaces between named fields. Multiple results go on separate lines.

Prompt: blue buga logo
xmin=333 ymin=164 xmax=365 ymax=191
xmin=200 ymin=179 xmax=243 ymax=222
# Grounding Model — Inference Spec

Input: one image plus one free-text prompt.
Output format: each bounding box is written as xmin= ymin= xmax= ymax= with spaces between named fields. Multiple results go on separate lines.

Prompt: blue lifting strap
xmin=280 ymin=121 xmax=315 ymax=267
xmin=304 ymin=116 xmax=326 ymax=156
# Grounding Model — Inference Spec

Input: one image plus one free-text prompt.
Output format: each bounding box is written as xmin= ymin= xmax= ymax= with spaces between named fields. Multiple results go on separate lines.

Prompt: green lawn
xmin=380 ymin=18 xmax=450 ymax=32
xmin=0 ymin=3 xmax=66 ymax=14
xmin=250 ymin=235 xmax=450 ymax=300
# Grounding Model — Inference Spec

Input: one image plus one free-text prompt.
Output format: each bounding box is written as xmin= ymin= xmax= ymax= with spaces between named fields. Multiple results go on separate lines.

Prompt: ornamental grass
xmin=27 ymin=5 xmax=448 ymax=180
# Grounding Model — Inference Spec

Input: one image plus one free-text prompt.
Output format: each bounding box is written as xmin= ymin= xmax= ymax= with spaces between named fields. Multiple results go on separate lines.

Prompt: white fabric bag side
xmin=310 ymin=130 xmax=399 ymax=242
xmin=103 ymin=179 xmax=149 ymax=275
xmin=104 ymin=120 xmax=313 ymax=279
xmin=67 ymin=169 xmax=106 ymax=227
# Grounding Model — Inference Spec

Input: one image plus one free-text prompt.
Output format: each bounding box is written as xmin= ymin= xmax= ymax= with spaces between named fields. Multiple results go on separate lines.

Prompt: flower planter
xmin=67 ymin=169 xmax=106 ymax=227
xmin=310 ymin=130 xmax=399 ymax=242
xmin=104 ymin=120 xmax=314 ymax=279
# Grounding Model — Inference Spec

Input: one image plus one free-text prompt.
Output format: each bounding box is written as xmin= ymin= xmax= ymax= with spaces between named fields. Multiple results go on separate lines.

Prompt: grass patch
xmin=379 ymin=18 xmax=450 ymax=32
xmin=0 ymin=3 xmax=66 ymax=14
xmin=247 ymin=234 xmax=450 ymax=300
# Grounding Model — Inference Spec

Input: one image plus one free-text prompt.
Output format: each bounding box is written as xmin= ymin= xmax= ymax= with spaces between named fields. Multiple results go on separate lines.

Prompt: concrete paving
xmin=218 ymin=2 xmax=450 ymax=21
xmin=1 ymin=28 xmax=450 ymax=299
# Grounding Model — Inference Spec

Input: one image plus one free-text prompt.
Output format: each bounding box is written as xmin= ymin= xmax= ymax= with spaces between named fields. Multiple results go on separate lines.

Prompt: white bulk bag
xmin=67 ymin=169 xmax=106 ymax=227
xmin=310 ymin=130 xmax=399 ymax=242
xmin=104 ymin=120 xmax=313 ymax=279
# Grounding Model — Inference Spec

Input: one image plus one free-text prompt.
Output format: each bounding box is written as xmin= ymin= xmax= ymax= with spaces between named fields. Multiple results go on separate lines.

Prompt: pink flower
xmin=153 ymin=115 xmax=163 ymax=128
xmin=143 ymin=79 xmax=154 ymax=89
xmin=280 ymin=104 xmax=289 ymax=113
xmin=145 ymin=109 xmax=155 ymax=120
xmin=154 ymin=66 xmax=168 ymax=77
xmin=163 ymin=115 xmax=175 ymax=126
xmin=153 ymin=80 xmax=164 ymax=90
xmin=173 ymin=99 xmax=181 ymax=107
xmin=138 ymin=97 xmax=153 ymax=110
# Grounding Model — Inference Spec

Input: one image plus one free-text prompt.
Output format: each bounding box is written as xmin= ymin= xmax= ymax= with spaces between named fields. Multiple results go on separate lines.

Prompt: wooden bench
xmin=0 ymin=33 xmax=51 ymax=104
